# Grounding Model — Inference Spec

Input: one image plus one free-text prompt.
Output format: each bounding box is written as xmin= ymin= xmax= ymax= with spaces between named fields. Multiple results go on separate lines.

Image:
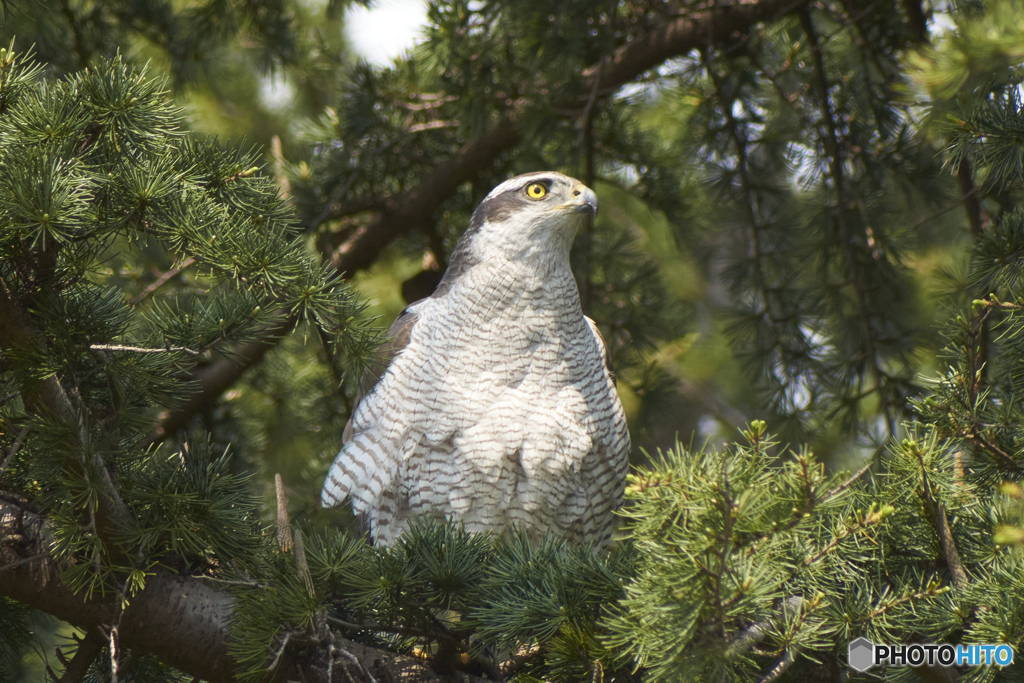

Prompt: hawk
xmin=321 ymin=172 xmax=630 ymax=548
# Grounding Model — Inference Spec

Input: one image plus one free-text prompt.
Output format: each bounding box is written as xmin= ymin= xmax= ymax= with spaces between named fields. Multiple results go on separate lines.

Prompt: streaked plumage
xmin=321 ymin=172 xmax=630 ymax=548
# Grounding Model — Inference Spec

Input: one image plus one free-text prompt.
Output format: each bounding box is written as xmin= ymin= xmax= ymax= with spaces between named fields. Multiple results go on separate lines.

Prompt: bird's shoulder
xmin=583 ymin=315 xmax=616 ymax=383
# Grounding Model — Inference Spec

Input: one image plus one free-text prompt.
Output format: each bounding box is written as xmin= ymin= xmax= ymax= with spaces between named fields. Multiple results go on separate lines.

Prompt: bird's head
xmin=458 ymin=171 xmax=598 ymax=262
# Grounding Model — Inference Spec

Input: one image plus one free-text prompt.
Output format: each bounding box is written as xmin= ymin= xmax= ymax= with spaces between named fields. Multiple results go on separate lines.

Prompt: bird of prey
xmin=321 ymin=171 xmax=630 ymax=548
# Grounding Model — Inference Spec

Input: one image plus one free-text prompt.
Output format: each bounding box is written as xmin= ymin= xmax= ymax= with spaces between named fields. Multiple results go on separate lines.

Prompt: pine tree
xmin=10 ymin=0 xmax=1024 ymax=682
xmin=0 ymin=45 xmax=379 ymax=681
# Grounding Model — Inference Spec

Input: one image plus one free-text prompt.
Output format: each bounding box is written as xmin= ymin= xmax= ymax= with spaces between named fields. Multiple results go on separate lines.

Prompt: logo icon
xmin=847 ymin=638 xmax=1014 ymax=670
xmin=848 ymin=637 xmax=875 ymax=672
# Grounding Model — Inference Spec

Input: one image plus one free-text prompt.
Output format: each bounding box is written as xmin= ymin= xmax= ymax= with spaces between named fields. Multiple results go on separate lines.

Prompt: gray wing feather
xmin=342 ymin=303 xmax=421 ymax=443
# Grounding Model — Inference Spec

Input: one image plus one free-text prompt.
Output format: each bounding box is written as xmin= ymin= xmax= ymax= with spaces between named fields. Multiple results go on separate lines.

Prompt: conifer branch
xmin=837 ymin=0 xmax=896 ymax=132
xmin=962 ymin=431 xmax=1019 ymax=472
xmin=0 ymin=499 xmax=489 ymax=683
xmin=578 ymin=0 xmax=809 ymax=90
xmin=326 ymin=0 xmax=810 ymax=274
xmin=703 ymin=49 xmax=767 ymax=298
xmin=1 ymin=500 xmax=236 ymax=681
xmin=908 ymin=186 xmax=981 ymax=231
xmin=701 ymin=43 xmax=799 ymax=408
xmin=0 ymin=280 xmax=133 ymax=536
xmin=801 ymin=6 xmax=895 ymax=437
xmin=143 ymin=313 xmax=297 ymax=447
xmin=950 ymin=308 xmax=1015 ymax=470
xmin=864 ymin=584 xmax=948 ymax=621
xmin=819 ymin=459 xmax=873 ymax=504
xmin=804 ymin=505 xmax=889 ymax=566
xmin=329 ymin=120 xmax=521 ymax=273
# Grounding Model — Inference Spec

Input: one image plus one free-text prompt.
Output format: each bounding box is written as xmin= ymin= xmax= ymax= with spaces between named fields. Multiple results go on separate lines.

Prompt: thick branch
xmin=329 ymin=0 xmax=809 ymax=275
xmin=0 ymin=280 xmax=75 ymax=424
xmin=1 ymin=501 xmax=235 ymax=680
xmin=957 ymin=159 xmax=984 ymax=237
xmin=0 ymin=280 xmax=132 ymax=539
xmin=143 ymin=314 xmax=297 ymax=448
xmin=330 ymin=120 xmax=521 ymax=273
xmin=580 ymin=0 xmax=807 ymax=88
xmin=58 ymin=628 xmax=106 ymax=683
xmin=0 ymin=500 xmax=486 ymax=683
xmin=902 ymin=0 xmax=929 ymax=45
xmin=908 ymin=449 xmax=969 ymax=590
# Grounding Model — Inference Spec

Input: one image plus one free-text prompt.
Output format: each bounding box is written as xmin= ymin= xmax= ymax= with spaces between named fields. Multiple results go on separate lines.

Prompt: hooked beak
xmin=570 ymin=185 xmax=598 ymax=216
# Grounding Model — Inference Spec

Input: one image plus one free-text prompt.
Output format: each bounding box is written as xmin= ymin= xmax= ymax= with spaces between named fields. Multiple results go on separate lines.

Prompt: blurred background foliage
xmin=9 ymin=0 xmax=1024 ymax=679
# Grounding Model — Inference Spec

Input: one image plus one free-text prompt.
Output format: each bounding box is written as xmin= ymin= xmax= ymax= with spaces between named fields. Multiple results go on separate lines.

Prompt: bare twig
xmin=109 ymin=625 xmax=120 ymax=683
xmin=0 ymin=426 xmax=29 ymax=481
xmin=276 ymin=473 xmax=293 ymax=552
xmin=129 ymin=257 xmax=196 ymax=306
xmin=908 ymin=187 xmax=980 ymax=232
xmin=334 ymin=642 xmax=377 ymax=683
xmin=758 ymin=649 xmax=796 ymax=683
xmin=820 ymin=459 xmax=873 ymax=504
xmin=271 ymin=136 xmax=291 ymax=201
xmin=0 ymin=552 xmax=48 ymax=573
xmin=89 ymin=344 xmax=200 ymax=356
xmin=267 ymin=633 xmax=292 ymax=674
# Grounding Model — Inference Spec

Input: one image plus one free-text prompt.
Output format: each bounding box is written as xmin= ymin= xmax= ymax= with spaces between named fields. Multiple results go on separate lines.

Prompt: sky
xmin=344 ymin=0 xmax=428 ymax=65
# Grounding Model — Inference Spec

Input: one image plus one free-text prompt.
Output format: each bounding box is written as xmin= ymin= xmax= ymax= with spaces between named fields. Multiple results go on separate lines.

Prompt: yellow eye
xmin=526 ymin=183 xmax=547 ymax=199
